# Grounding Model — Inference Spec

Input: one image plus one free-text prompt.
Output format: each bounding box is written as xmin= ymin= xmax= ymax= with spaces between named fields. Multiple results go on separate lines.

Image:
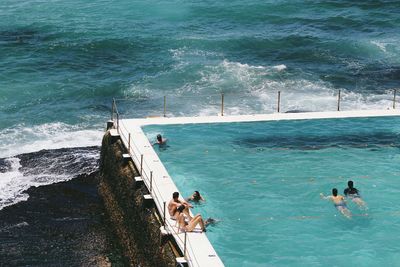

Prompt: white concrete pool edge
xmin=117 ymin=109 xmax=400 ymax=267
xmin=124 ymin=109 xmax=400 ymax=126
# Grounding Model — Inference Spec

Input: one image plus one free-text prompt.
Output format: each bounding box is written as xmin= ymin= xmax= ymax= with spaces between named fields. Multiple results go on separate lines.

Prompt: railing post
xmin=337 ymin=90 xmax=341 ymax=111
xmin=221 ymin=93 xmax=224 ymax=116
xmin=163 ymin=95 xmax=166 ymax=117
xmin=128 ymin=133 xmax=131 ymax=151
xmin=184 ymin=231 xmax=187 ymax=259
xmin=393 ymin=89 xmax=397 ymax=109
xmin=140 ymin=154 xmax=143 ymax=176
xmin=163 ymin=201 xmax=166 ymax=228
xmin=150 ymin=171 xmax=153 ymax=193
xmin=116 ymin=113 xmax=119 ymax=133
xmin=111 ymin=99 xmax=115 ymax=121
xmin=277 ymin=91 xmax=281 ymax=113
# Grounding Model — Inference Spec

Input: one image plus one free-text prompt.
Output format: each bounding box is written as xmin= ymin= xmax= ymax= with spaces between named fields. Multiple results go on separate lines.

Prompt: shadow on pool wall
xmin=99 ymin=131 xmax=177 ymax=267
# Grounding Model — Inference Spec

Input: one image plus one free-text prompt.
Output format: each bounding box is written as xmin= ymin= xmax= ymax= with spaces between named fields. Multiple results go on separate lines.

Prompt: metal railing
xmin=112 ymin=101 xmax=202 ymax=266
xmin=113 ymin=89 xmax=398 ymax=119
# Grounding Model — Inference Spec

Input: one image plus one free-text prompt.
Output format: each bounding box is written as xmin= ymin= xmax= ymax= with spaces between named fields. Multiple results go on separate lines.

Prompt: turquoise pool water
xmin=144 ymin=116 xmax=400 ymax=266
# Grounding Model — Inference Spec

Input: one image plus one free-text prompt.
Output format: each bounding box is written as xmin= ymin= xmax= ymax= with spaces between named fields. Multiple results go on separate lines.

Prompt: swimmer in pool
xmin=320 ymin=188 xmax=352 ymax=219
xmin=344 ymin=180 xmax=367 ymax=209
xmin=187 ymin=191 xmax=205 ymax=202
xmin=204 ymin=217 xmax=220 ymax=226
xmin=153 ymin=134 xmax=167 ymax=146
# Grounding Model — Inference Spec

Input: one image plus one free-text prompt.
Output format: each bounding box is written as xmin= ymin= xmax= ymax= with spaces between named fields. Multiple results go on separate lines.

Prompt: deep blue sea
xmin=0 ymin=0 xmax=399 ymax=264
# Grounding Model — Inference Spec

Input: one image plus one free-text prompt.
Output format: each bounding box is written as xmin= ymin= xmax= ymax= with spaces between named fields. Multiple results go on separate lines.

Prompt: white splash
xmin=0 ymin=122 xmax=103 ymax=158
xmin=0 ymin=146 xmax=99 ymax=210
xmin=124 ymin=56 xmax=395 ymax=117
xmin=272 ymin=64 xmax=287 ymax=71
xmin=0 ymin=158 xmax=29 ymax=210
xmin=0 ymin=156 xmax=72 ymax=210
xmin=371 ymin=40 xmax=387 ymax=53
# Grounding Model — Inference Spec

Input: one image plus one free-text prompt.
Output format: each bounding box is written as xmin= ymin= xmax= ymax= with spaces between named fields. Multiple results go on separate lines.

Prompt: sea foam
xmin=0 ymin=147 xmax=99 ymax=210
xmin=123 ymin=57 xmax=395 ymax=117
xmin=0 ymin=122 xmax=103 ymax=158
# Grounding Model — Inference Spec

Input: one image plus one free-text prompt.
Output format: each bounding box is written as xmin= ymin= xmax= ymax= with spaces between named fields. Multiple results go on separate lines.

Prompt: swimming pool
xmin=143 ymin=116 xmax=400 ymax=266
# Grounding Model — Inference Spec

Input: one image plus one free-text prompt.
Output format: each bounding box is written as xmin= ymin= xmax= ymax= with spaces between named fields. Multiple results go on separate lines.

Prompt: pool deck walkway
xmin=126 ymin=109 xmax=400 ymax=126
xmin=116 ymin=109 xmax=400 ymax=267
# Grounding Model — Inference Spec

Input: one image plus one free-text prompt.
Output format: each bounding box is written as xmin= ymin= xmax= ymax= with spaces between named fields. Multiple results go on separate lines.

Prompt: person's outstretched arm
xmin=320 ymin=193 xmax=331 ymax=200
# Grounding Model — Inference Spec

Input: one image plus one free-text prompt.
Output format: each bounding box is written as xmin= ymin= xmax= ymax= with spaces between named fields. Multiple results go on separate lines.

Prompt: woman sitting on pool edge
xmin=187 ymin=191 xmax=205 ymax=202
xmin=176 ymin=205 xmax=206 ymax=233
xmin=320 ymin=188 xmax=352 ymax=219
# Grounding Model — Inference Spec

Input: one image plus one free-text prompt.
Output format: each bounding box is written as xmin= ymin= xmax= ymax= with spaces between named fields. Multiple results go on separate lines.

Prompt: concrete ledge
xmin=134 ymin=176 xmax=144 ymax=188
xmin=109 ymin=129 xmax=120 ymax=143
xmin=122 ymin=153 xmax=131 ymax=163
xmin=134 ymin=176 xmax=144 ymax=184
xmin=143 ymin=194 xmax=154 ymax=208
xmin=176 ymin=257 xmax=188 ymax=267
xmin=106 ymin=120 xmax=114 ymax=130
xmin=160 ymin=226 xmax=171 ymax=236
xmin=110 ymin=129 xmax=119 ymax=136
xmin=143 ymin=194 xmax=153 ymax=200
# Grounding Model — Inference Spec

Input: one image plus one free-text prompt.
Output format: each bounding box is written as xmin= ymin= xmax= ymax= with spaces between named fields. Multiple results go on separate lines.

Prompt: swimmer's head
xmin=205 ymin=217 xmax=217 ymax=225
xmin=348 ymin=180 xmax=354 ymax=188
xmin=193 ymin=191 xmax=201 ymax=200
xmin=173 ymin=192 xmax=179 ymax=199
xmin=332 ymin=188 xmax=338 ymax=196
xmin=157 ymin=134 xmax=162 ymax=142
xmin=177 ymin=205 xmax=185 ymax=213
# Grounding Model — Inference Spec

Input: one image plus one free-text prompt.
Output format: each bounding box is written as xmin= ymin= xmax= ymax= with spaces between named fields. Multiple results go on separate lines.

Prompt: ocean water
xmin=1 ymin=1 xmax=400 ymax=148
xmin=1 ymin=1 xmax=400 ymax=157
xmin=144 ymin=116 xmax=400 ymax=266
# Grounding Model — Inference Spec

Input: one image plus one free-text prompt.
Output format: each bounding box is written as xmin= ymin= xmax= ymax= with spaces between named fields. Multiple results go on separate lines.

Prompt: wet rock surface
xmin=0 ymin=171 xmax=126 ymax=266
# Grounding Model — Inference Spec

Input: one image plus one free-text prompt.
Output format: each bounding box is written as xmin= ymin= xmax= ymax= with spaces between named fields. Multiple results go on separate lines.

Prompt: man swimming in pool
xmin=320 ymin=188 xmax=352 ymax=219
xmin=153 ymin=134 xmax=167 ymax=146
xmin=168 ymin=192 xmax=192 ymax=220
xmin=344 ymin=180 xmax=367 ymax=208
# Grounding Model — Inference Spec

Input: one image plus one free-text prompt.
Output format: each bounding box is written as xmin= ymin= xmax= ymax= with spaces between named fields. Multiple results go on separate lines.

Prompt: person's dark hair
xmin=177 ymin=205 xmax=185 ymax=213
xmin=193 ymin=191 xmax=201 ymax=201
xmin=332 ymin=188 xmax=338 ymax=196
xmin=348 ymin=180 xmax=354 ymax=188
xmin=173 ymin=192 xmax=179 ymax=199
xmin=157 ymin=134 xmax=162 ymax=141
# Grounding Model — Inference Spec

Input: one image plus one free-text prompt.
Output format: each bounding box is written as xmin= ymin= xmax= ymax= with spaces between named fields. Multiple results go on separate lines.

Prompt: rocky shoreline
xmin=0 ymin=169 xmax=126 ymax=266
